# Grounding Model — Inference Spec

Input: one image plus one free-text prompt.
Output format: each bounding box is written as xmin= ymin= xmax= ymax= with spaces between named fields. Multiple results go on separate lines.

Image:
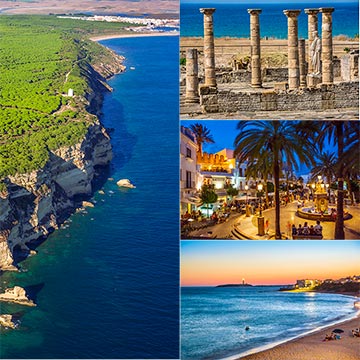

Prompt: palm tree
xmin=316 ymin=121 xmax=359 ymax=239
xmin=234 ymin=121 xmax=317 ymax=239
xmin=311 ymin=151 xmax=337 ymax=184
xmin=190 ymin=123 xmax=215 ymax=156
xmin=311 ymin=151 xmax=337 ymax=200
xmin=245 ymin=152 xmax=273 ymax=207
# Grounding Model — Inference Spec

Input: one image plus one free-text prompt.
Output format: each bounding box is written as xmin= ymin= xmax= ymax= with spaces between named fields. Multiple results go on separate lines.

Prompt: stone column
xmin=304 ymin=9 xmax=319 ymax=74
xmin=320 ymin=8 xmax=335 ymax=84
xmin=298 ymin=39 xmax=306 ymax=87
xmin=200 ymin=8 xmax=217 ymax=87
xmin=283 ymin=10 xmax=301 ymax=90
xmin=248 ymin=9 xmax=262 ymax=88
xmin=185 ymin=48 xmax=199 ymax=103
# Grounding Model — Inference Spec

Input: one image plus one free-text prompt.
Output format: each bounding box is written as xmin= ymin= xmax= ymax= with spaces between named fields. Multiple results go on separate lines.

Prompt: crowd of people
xmin=292 ymin=220 xmax=323 ymax=237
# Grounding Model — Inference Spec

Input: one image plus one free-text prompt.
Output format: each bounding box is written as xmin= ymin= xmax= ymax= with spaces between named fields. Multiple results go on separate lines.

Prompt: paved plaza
xmin=185 ymin=201 xmax=360 ymax=240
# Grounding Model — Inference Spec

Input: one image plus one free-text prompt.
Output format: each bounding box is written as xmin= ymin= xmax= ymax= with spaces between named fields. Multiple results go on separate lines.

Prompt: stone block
xmin=274 ymin=82 xmax=288 ymax=91
xmin=199 ymin=85 xmax=217 ymax=95
xmin=307 ymin=74 xmax=322 ymax=88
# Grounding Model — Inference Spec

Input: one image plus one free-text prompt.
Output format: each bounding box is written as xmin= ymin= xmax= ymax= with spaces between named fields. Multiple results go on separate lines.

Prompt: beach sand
xmin=238 ymin=316 xmax=360 ymax=360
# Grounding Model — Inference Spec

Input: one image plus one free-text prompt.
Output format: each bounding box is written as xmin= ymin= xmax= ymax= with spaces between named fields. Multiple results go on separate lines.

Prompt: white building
xmin=180 ymin=126 xmax=201 ymax=214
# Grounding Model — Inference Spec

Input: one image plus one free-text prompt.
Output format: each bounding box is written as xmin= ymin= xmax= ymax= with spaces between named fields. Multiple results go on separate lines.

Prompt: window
xmin=186 ymin=147 xmax=192 ymax=158
xmin=186 ymin=171 xmax=192 ymax=188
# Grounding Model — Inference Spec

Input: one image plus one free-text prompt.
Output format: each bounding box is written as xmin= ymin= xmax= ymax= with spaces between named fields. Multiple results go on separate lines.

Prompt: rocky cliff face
xmin=0 ymin=40 xmax=125 ymax=271
xmin=0 ymin=123 xmax=113 ymax=271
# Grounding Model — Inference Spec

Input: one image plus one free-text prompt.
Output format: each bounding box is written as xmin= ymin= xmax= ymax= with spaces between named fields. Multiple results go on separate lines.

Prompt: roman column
xmin=298 ymin=39 xmax=306 ymax=87
xmin=304 ymin=9 xmax=319 ymax=74
xmin=185 ymin=48 xmax=200 ymax=103
xmin=248 ymin=9 xmax=262 ymax=88
xmin=283 ymin=10 xmax=301 ymax=90
xmin=200 ymin=8 xmax=217 ymax=87
xmin=320 ymin=8 xmax=335 ymax=84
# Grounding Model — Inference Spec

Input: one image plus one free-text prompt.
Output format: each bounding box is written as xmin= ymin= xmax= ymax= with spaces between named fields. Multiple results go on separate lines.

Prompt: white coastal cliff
xmin=0 ymin=123 xmax=112 ymax=270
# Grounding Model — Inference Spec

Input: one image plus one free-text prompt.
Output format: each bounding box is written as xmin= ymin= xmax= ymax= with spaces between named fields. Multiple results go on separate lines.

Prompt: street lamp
xmin=311 ymin=183 xmax=315 ymax=200
xmin=326 ymin=183 xmax=330 ymax=201
xmin=257 ymin=183 xmax=264 ymax=236
xmin=257 ymin=183 xmax=263 ymax=216
xmin=245 ymin=184 xmax=250 ymax=217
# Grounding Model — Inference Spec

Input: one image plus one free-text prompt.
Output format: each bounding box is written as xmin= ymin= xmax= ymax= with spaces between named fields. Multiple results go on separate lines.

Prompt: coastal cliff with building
xmin=0 ymin=19 xmax=126 ymax=271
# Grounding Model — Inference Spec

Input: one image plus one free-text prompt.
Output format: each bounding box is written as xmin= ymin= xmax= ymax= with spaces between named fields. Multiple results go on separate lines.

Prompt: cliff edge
xmin=0 ymin=42 xmax=125 ymax=271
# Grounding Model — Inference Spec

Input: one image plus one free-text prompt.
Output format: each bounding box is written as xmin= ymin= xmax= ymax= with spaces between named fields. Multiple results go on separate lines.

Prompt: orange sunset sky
xmin=181 ymin=241 xmax=360 ymax=286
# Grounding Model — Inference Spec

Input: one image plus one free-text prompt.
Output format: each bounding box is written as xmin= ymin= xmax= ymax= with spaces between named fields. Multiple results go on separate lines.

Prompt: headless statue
xmin=310 ymin=31 xmax=321 ymax=75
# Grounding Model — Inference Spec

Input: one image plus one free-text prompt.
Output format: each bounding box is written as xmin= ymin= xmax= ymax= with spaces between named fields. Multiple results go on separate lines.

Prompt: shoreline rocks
xmin=0 ymin=314 xmax=17 ymax=329
xmin=0 ymin=286 xmax=36 ymax=307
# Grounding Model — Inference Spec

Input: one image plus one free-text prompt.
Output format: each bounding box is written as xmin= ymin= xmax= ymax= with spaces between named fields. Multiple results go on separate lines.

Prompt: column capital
xmin=247 ymin=9 xmax=262 ymax=15
xmin=304 ymin=8 xmax=320 ymax=15
xmin=320 ymin=7 xmax=335 ymax=14
xmin=200 ymin=8 xmax=216 ymax=16
xmin=283 ymin=9 xmax=301 ymax=18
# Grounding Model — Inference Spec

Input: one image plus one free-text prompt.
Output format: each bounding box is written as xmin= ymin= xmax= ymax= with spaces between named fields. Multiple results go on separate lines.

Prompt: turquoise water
xmin=181 ymin=286 xmax=358 ymax=360
xmin=181 ymin=2 xmax=359 ymax=39
xmin=0 ymin=36 xmax=179 ymax=359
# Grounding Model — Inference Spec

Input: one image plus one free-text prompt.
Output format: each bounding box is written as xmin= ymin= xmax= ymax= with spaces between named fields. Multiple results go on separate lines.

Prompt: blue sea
xmin=181 ymin=286 xmax=359 ymax=360
xmin=0 ymin=36 xmax=179 ymax=359
xmin=181 ymin=2 xmax=359 ymax=39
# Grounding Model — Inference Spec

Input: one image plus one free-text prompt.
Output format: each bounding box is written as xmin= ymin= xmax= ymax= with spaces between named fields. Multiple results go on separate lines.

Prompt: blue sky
xmin=181 ymin=240 xmax=360 ymax=286
xmin=180 ymin=120 xmax=336 ymax=176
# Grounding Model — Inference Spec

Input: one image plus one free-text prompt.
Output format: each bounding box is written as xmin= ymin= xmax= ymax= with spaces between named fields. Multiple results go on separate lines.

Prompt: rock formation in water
xmin=0 ymin=314 xmax=17 ymax=329
xmin=0 ymin=45 xmax=125 ymax=271
xmin=0 ymin=286 xmax=36 ymax=306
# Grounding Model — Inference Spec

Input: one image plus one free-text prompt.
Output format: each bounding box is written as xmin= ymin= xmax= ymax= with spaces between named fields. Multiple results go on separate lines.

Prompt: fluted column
xmin=320 ymin=7 xmax=335 ymax=84
xmin=305 ymin=9 xmax=320 ymax=74
xmin=298 ymin=39 xmax=306 ymax=87
xmin=283 ymin=10 xmax=301 ymax=90
xmin=185 ymin=48 xmax=200 ymax=103
xmin=200 ymin=8 xmax=217 ymax=87
xmin=248 ymin=9 xmax=262 ymax=88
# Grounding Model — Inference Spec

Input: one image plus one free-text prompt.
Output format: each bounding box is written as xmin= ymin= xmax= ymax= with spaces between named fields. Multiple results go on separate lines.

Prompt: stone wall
xmin=201 ymin=81 xmax=359 ymax=113
xmin=215 ymin=67 xmax=289 ymax=84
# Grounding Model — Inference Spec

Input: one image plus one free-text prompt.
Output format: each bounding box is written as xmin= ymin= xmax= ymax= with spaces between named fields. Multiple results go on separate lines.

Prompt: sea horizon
xmin=181 ymin=2 xmax=359 ymax=39
xmin=181 ymin=286 xmax=359 ymax=360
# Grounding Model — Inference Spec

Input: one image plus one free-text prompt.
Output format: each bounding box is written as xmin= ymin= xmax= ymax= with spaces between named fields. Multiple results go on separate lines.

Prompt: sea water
xmin=0 ymin=36 xmax=179 ymax=359
xmin=181 ymin=2 xmax=359 ymax=39
xmin=181 ymin=286 xmax=358 ymax=360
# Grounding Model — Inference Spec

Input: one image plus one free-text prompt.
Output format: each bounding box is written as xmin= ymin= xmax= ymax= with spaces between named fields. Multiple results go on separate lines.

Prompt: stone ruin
xmin=181 ymin=7 xmax=359 ymax=115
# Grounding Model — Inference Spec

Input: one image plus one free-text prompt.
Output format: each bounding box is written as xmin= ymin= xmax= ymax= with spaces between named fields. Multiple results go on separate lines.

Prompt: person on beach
xmin=292 ymin=224 xmax=297 ymax=237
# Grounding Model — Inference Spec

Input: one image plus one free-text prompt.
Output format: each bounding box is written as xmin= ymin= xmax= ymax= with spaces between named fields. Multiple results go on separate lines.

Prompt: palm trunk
xmin=335 ymin=122 xmax=345 ymax=239
xmin=274 ymin=151 xmax=281 ymax=239
xmin=265 ymin=185 xmax=269 ymax=208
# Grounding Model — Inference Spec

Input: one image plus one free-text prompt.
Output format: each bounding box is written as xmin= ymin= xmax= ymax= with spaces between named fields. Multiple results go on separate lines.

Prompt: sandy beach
xmin=90 ymin=31 xmax=179 ymax=41
xmin=238 ymin=316 xmax=360 ymax=360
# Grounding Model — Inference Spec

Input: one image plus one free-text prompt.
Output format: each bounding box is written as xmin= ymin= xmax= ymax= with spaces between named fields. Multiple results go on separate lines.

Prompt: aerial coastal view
xmin=181 ymin=241 xmax=360 ymax=360
xmin=0 ymin=0 xmax=179 ymax=358
xmin=180 ymin=0 xmax=359 ymax=119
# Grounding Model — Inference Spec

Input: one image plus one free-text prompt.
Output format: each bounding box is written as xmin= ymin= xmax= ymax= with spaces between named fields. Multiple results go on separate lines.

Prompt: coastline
xmin=228 ymin=313 xmax=360 ymax=360
xmin=91 ymin=31 xmax=179 ymax=42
